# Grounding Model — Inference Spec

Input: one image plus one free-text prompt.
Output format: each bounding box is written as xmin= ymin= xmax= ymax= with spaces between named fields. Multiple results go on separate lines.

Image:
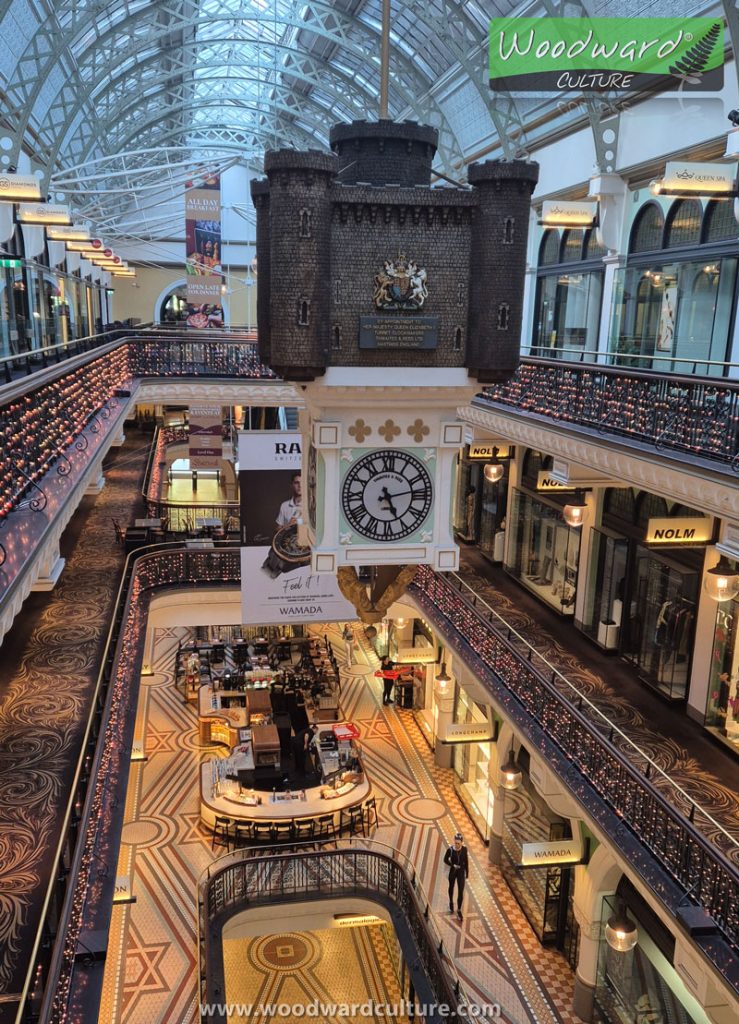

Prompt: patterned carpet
xmin=99 ymin=622 xmax=578 ymax=1024
xmin=0 ymin=428 xmax=149 ymax=1017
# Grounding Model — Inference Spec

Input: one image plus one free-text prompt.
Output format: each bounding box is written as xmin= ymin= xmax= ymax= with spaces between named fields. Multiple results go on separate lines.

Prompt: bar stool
xmin=212 ymin=816 xmax=233 ymax=852
xmin=362 ymin=796 xmax=379 ymax=833
xmin=293 ymin=818 xmax=316 ymax=848
xmin=340 ymin=806 xmax=366 ymax=838
xmin=273 ymin=820 xmax=294 ymax=844
xmin=233 ymin=822 xmax=253 ymax=848
xmin=252 ymin=821 xmax=275 ymax=845
xmin=316 ymin=813 xmax=337 ymax=842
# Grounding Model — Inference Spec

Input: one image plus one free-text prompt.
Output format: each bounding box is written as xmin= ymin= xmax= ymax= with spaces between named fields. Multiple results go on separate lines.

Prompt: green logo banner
xmin=489 ymin=17 xmax=724 ymax=93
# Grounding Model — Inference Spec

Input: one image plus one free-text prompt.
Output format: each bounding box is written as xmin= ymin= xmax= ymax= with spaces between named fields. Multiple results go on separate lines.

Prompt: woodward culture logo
xmin=489 ymin=17 xmax=724 ymax=93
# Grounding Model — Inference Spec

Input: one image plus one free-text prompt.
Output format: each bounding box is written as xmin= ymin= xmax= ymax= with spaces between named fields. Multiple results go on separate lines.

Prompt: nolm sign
xmin=536 ymin=471 xmax=574 ymax=492
xmin=645 ymin=517 xmax=712 ymax=545
xmin=490 ymin=17 xmax=724 ymax=93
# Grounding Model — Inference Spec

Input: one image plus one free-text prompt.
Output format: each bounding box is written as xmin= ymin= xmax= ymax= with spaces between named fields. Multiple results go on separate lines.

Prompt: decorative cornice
xmin=460 ymin=404 xmax=739 ymax=520
xmin=135 ymin=380 xmax=302 ymax=405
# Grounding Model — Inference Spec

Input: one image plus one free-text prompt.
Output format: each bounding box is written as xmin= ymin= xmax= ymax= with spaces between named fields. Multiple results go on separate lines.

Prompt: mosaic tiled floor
xmin=100 ymin=623 xmax=578 ymax=1024
xmin=0 ymin=429 xmax=149 ymax=1019
xmin=456 ymin=555 xmax=739 ymax=865
xmin=223 ymin=925 xmax=410 ymax=1024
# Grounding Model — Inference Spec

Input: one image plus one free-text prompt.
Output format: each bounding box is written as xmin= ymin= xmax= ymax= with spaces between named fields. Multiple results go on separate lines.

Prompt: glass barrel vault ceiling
xmin=0 ymin=0 xmax=721 ymax=240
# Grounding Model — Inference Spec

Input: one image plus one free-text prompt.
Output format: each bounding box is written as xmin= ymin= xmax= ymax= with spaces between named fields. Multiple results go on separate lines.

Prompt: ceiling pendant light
xmin=605 ymin=904 xmax=638 ymax=952
xmin=484 ymin=446 xmax=504 ymax=483
xmin=704 ymin=555 xmax=739 ymax=602
xmin=562 ymin=489 xmax=588 ymax=528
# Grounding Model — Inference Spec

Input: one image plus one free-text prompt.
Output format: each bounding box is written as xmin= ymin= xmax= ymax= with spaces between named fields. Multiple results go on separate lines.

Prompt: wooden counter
xmin=198 ymin=684 xmax=248 ymax=746
xmin=200 ymin=762 xmax=370 ymax=829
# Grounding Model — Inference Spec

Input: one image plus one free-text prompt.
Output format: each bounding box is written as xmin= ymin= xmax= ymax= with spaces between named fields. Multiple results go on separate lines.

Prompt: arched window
xmin=497 ymin=302 xmax=510 ymax=330
xmin=561 ymin=229 xmax=585 ymax=263
xmin=453 ymin=326 xmax=463 ymax=350
xmin=539 ymin=229 xmax=561 ymax=266
xmin=584 ymin=229 xmax=607 ymax=260
xmin=702 ymin=200 xmax=738 ymax=243
xmin=332 ymin=325 xmax=341 ymax=349
xmin=629 ymin=203 xmax=664 ymax=253
xmin=603 ymin=487 xmax=636 ymax=523
xmin=503 ymin=216 xmax=515 ymax=244
xmin=635 ymin=491 xmax=669 ymax=529
xmin=665 ymin=199 xmax=702 ymax=248
xmin=298 ymin=298 xmax=310 ymax=325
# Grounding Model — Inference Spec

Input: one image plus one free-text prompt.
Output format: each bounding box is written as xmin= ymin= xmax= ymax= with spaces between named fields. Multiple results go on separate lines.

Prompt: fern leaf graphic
xmin=669 ymin=23 xmax=721 ymax=82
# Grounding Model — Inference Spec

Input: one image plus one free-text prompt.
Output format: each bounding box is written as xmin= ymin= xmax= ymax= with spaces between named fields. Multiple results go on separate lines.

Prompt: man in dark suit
xmin=443 ymin=832 xmax=469 ymax=921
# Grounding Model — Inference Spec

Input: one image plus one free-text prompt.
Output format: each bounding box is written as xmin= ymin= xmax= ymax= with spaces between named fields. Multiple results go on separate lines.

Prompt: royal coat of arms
xmin=373 ymin=254 xmax=428 ymax=310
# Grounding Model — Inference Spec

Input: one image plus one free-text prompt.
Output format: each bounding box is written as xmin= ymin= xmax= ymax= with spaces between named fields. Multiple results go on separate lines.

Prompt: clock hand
xmin=378 ymin=487 xmax=398 ymax=517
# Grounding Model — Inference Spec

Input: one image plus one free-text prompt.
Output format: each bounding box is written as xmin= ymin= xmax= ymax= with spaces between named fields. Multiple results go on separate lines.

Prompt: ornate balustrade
xmin=410 ymin=567 xmax=739 ymax=984
xmin=201 ymin=843 xmax=480 ymax=1024
xmin=481 ymin=358 xmax=739 ymax=468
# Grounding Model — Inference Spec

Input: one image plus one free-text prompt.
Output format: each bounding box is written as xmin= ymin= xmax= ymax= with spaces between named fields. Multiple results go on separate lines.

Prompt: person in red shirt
xmin=375 ymin=656 xmax=398 ymax=705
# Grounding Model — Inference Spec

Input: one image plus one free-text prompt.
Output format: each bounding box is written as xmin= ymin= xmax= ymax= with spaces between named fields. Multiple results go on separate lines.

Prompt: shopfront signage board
xmin=396 ymin=645 xmax=437 ymax=664
xmin=440 ymin=711 xmax=495 ymax=745
xmin=658 ymin=161 xmax=736 ymax=197
xmin=18 ymin=203 xmax=71 ymax=225
xmin=540 ymin=200 xmax=597 ymax=227
xmin=0 ymin=173 xmax=42 ymax=202
xmin=113 ymin=876 xmax=136 ymax=905
xmin=645 ymin=517 xmax=713 ymax=544
xmin=47 ymin=224 xmax=90 ymax=241
xmin=537 ymin=471 xmax=575 ymax=491
xmin=468 ymin=444 xmax=511 ymax=460
xmin=520 ymin=838 xmax=582 ymax=867
xmin=239 ymin=431 xmax=355 ymax=626
xmin=189 ymin=405 xmax=222 ymax=470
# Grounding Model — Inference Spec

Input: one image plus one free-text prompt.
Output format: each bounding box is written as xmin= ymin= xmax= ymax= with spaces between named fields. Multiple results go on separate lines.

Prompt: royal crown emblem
xmin=373 ymin=254 xmax=428 ymax=310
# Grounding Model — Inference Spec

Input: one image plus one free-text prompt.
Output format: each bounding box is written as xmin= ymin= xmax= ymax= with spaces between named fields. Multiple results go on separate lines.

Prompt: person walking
xmin=444 ymin=832 xmax=469 ymax=921
xmin=342 ymin=623 xmax=354 ymax=665
xmin=375 ymin=655 xmax=396 ymax=705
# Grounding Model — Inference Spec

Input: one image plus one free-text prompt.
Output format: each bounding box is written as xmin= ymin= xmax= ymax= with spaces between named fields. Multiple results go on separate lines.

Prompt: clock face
xmin=341 ymin=449 xmax=433 ymax=541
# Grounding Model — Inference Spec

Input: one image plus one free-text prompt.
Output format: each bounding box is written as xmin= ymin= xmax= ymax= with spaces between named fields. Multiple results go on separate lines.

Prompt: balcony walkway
xmin=0 ymin=429 xmax=149 ymax=1024
xmin=458 ymin=547 xmax=739 ymax=863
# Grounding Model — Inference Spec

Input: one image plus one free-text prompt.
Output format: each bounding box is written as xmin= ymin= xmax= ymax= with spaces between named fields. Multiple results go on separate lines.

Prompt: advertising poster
xmin=189 ymin=405 xmax=223 ymax=470
xmin=656 ymin=283 xmax=677 ymax=353
xmin=185 ymin=173 xmax=223 ymax=328
xmin=239 ymin=431 xmax=354 ymax=625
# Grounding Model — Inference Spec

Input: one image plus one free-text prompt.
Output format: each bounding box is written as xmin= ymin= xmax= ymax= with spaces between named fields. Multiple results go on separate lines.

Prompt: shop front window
xmin=531 ymin=228 xmax=604 ymax=359
xmin=622 ymin=547 xmax=697 ymax=700
xmin=453 ymin=456 xmax=482 ymax=541
xmin=581 ymin=529 xmax=628 ymax=649
xmin=705 ymin=582 xmax=739 ymax=752
xmin=478 ymin=466 xmax=508 ymax=563
xmin=452 ymin=688 xmax=493 ymax=840
xmin=506 ymin=489 xmax=581 ymax=615
xmin=596 ymin=894 xmax=702 ymax=1024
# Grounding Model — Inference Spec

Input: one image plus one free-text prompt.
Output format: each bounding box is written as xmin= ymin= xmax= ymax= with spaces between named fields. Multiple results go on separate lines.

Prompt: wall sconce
xmin=435 ymin=661 xmax=451 ymax=692
xmin=605 ymin=904 xmax=638 ymax=952
xmin=704 ymin=555 xmax=739 ymax=602
xmin=562 ymin=489 xmax=588 ymax=528
xmin=484 ymin=447 xmax=504 ymax=483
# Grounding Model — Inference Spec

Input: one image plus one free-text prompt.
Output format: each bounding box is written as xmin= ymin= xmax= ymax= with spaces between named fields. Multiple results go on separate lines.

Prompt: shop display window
xmin=705 ymin=580 xmax=739 ymax=752
xmin=477 ymin=467 xmax=508 ymax=563
xmin=453 ymin=456 xmax=481 ymax=541
xmin=596 ymin=895 xmax=701 ymax=1024
xmin=452 ymin=688 xmax=493 ymax=840
xmin=581 ymin=529 xmax=628 ymax=649
xmin=505 ymin=489 xmax=581 ymax=615
xmin=622 ymin=547 xmax=697 ymax=700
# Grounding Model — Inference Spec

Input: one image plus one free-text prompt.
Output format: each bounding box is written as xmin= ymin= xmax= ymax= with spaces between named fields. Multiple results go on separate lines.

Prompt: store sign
xmin=468 ymin=444 xmax=511 ymax=460
xmin=396 ymin=645 xmax=437 ymax=664
xmin=520 ymin=838 xmax=582 ymax=867
xmin=540 ymin=200 xmax=597 ymax=227
xmin=189 ymin=405 xmax=222 ymax=470
xmin=47 ymin=224 xmax=90 ymax=241
xmin=112 ymin=876 xmax=136 ymax=905
xmin=239 ymin=431 xmax=354 ymax=626
xmin=334 ymin=914 xmax=384 ymax=928
xmin=656 ymin=161 xmax=736 ymax=197
xmin=440 ymin=711 xmax=495 ymax=745
xmin=645 ymin=517 xmax=713 ymax=545
xmin=0 ymin=173 xmax=42 ymax=202
xmin=18 ymin=203 xmax=71 ymax=225
xmin=537 ymin=471 xmax=575 ymax=491
xmin=489 ymin=17 xmax=724 ymax=94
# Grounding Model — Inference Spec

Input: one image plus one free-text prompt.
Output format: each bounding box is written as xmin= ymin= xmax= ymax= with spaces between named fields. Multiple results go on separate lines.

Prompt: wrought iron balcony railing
xmin=480 ymin=356 xmax=739 ymax=469
xmin=201 ymin=842 xmax=487 ymax=1024
xmin=410 ymin=567 xmax=739 ymax=986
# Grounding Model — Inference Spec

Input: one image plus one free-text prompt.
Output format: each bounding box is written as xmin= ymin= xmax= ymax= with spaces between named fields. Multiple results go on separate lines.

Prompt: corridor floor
xmin=99 ymin=623 xmax=577 ymax=1024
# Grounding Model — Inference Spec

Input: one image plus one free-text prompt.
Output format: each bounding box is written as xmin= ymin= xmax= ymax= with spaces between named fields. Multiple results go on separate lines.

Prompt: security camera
xmin=728 ymin=110 xmax=739 ymax=127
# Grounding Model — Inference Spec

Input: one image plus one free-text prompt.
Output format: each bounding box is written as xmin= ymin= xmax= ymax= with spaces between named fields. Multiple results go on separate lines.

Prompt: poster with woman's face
xmin=656 ymin=284 xmax=677 ymax=353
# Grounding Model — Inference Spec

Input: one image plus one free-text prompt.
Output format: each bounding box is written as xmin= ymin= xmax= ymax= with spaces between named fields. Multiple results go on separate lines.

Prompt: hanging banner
xmin=185 ymin=173 xmax=223 ymax=328
xmin=189 ymin=405 xmax=223 ymax=470
xmin=239 ymin=431 xmax=355 ymax=625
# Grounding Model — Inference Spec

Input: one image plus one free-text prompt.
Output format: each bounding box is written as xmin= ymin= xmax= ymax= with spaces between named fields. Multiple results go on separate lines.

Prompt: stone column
xmin=433 ymin=676 xmax=455 ymax=769
xmin=488 ymin=783 xmax=506 ymax=865
xmin=572 ymin=912 xmax=603 ymax=1022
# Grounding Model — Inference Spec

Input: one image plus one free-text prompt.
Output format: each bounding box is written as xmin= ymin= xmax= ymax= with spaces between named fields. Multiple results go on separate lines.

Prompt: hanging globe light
xmin=499 ymin=752 xmax=522 ymax=790
xmin=562 ymin=489 xmax=588 ymax=528
xmin=605 ymin=905 xmax=638 ymax=952
xmin=484 ymin=447 xmax=504 ymax=483
xmin=704 ymin=555 xmax=739 ymax=602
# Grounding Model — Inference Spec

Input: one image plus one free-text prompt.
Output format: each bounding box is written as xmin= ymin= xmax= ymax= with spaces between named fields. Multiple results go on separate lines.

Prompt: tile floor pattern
xmin=100 ymin=623 xmax=578 ymax=1024
xmin=222 ymin=925 xmax=411 ymax=1024
xmin=0 ymin=430 xmax=149 ymax=1009
xmin=456 ymin=561 xmax=739 ymax=866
